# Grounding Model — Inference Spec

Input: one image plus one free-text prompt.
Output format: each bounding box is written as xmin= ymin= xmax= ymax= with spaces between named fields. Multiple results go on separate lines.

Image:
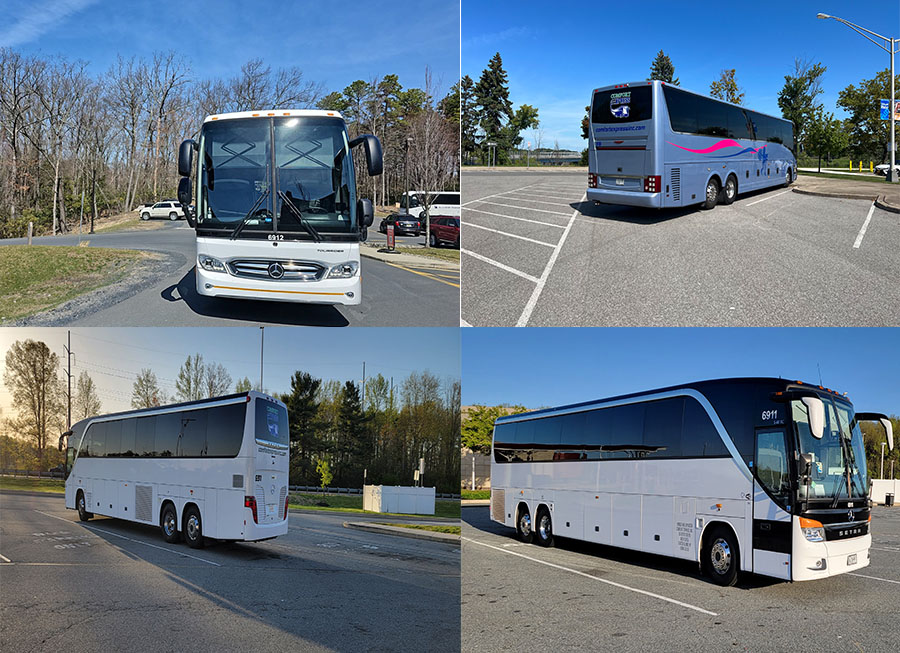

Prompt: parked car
xmin=378 ymin=212 xmax=421 ymax=236
xmin=874 ymin=163 xmax=900 ymax=177
xmin=134 ymin=203 xmax=154 ymax=213
xmin=140 ymin=201 xmax=185 ymax=221
xmin=48 ymin=464 xmax=65 ymax=478
xmin=427 ymin=216 xmax=460 ymax=248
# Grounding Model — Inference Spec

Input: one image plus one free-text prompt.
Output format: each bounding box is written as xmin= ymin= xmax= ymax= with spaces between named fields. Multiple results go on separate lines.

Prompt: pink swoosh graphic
xmin=667 ymin=139 xmax=741 ymax=154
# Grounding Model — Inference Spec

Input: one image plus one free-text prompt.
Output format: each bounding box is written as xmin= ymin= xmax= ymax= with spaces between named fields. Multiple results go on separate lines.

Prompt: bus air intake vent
xmin=135 ymin=485 xmax=152 ymax=522
xmin=491 ymin=489 xmax=505 ymax=522
xmin=279 ymin=486 xmax=286 ymax=512
xmin=671 ymin=168 xmax=681 ymax=202
xmin=233 ymin=474 xmax=244 ymax=488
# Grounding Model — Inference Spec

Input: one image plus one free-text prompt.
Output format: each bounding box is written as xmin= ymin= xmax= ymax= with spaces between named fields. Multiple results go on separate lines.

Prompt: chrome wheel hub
xmin=164 ymin=514 xmax=176 ymax=536
xmin=539 ymin=515 xmax=551 ymax=540
xmin=519 ymin=512 xmax=532 ymax=537
xmin=187 ymin=516 xmax=200 ymax=539
xmin=711 ymin=538 xmax=732 ymax=573
xmin=707 ymin=182 xmax=717 ymax=203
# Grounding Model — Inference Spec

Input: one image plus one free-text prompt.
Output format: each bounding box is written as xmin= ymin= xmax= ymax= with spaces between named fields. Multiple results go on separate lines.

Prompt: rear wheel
xmin=516 ymin=505 xmax=533 ymax=544
xmin=721 ymin=175 xmax=737 ymax=205
xmin=429 ymin=233 xmax=437 ymax=247
xmin=76 ymin=490 xmax=92 ymax=521
xmin=160 ymin=504 xmax=181 ymax=543
xmin=702 ymin=526 xmax=739 ymax=586
xmin=183 ymin=506 xmax=204 ymax=549
xmin=168 ymin=212 xmax=178 ymax=221
xmin=140 ymin=212 xmax=150 ymax=221
xmin=534 ymin=507 xmax=554 ymax=547
xmin=702 ymin=177 xmax=719 ymax=210
xmin=454 ymin=236 xmax=459 ymax=249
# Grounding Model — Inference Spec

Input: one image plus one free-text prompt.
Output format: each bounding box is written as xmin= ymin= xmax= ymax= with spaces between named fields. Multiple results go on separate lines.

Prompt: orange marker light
xmin=799 ymin=517 xmax=824 ymax=529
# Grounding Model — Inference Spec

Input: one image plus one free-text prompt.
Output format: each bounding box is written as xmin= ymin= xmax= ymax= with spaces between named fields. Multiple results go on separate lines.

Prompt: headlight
xmin=327 ymin=261 xmax=359 ymax=279
xmin=198 ymin=255 xmax=225 ymax=272
xmin=802 ymin=527 xmax=825 ymax=542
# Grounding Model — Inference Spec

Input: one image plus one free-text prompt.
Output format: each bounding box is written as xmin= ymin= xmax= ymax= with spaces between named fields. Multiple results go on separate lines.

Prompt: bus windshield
xmin=792 ymin=398 xmax=868 ymax=500
xmin=591 ymin=86 xmax=653 ymax=124
xmin=198 ymin=116 xmax=357 ymax=238
xmin=255 ymin=400 xmax=289 ymax=446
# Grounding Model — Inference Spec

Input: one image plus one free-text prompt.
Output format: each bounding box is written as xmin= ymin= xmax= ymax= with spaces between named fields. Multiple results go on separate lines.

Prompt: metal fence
xmin=1 ymin=468 xmax=64 ymax=479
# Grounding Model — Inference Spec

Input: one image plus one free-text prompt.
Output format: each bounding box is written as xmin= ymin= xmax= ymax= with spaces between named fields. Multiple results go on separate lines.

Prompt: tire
xmin=183 ymin=505 xmax=204 ymax=549
xmin=429 ymin=233 xmax=437 ymax=247
xmin=783 ymin=167 xmax=792 ymax=188
xmin=76 ymin=490 xmax=92 ymax=521
xmin=515 ymin=504 xmax=534 ymax=544
xmin=160 ymin=503 xmax=181 ymax=543
xmin=702 ymin=526 xmax=740 ymax=586
xmin=454 ymin=236 xmax=459 ymax=249
xmin=534 ymin=506 xmax=554 ymax=547
xmin=169 ymin=212 xmax=178 ymax=221
xmin=721 ymin=175 xmax=737 ymax=205
xmin=702 ymin=177 xmax=719 ymax=210
xmin=140 ymin=212 xmax=150 ymax=221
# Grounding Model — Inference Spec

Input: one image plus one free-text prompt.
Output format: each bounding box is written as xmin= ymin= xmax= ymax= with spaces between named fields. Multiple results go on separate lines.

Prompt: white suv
xmin=140 ymin=201 xmax=184 ymax=221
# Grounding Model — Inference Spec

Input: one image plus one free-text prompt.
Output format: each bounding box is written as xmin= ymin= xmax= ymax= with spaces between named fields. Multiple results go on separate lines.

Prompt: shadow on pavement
xmin=160 ymin=268 xmax=350 ymax=327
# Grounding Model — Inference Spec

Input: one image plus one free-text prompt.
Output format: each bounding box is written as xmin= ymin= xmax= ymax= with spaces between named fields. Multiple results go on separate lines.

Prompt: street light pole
xmin=882 ymin=441 xmax=887 ymax=480
xmin=818 ymin=13 xmax=899 ymax=182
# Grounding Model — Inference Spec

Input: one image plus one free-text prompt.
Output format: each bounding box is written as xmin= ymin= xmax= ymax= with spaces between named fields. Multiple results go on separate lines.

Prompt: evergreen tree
xmin=235 ymin=377 xmax=253 ymax=393
xmin=460 ymin=74 xmax=478 ymax=163
xmin=281 ymin=371 xmax=322 ymax=484
xmin=474 ymin=53 xmax=513 ymax=148
xmin=335 ymin=381 xmax=370 ymax=486
xmin=648 ymin=50 xmax=679 ymax=85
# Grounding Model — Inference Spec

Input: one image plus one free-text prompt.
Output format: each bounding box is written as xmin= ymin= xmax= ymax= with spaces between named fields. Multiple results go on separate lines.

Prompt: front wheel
xmin=516 ymin=505 xmax=533 ymax=544
xmin=429 ymin=233 xmax=437 ymax=247
xmin=160 ymin=504 xmax=181 ymax=543
xmin=169 ymin=212 xmax=178 ymax=221
xmin=783 ymin=167 xmax=792 ymax=188
xmin=702 ymin=526 xmax=739 ymax=586
xmin=183 ymin=506 xmax=204 ymax=549
xmin=140 ymin=212 xmax=150 ymax=221
xmin=721 ymin=175 xmax=737 ymax=205
xmin=534 ymin=507 xmax=554 ymax=547
xmin=77 ymin=490 xmax=92 ymax=521
xmin=702 ymin=177 xmax=719 ymax=210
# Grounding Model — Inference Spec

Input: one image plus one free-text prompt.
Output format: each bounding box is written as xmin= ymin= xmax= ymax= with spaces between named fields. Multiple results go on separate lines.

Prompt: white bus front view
xmin=177 ymin=111 xmax=382 ymax=306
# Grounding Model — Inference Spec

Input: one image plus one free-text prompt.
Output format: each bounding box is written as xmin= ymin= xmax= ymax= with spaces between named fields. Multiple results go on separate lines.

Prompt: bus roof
xmin=495 ymin=377 xmax=849 ymax=423
xmin=77 ymin=390 xmax=283 ymax=425
xmin=591 ymin=80 xmax=793 ymax=126
xmin=203 ymin=109 xmax=345 ymax=124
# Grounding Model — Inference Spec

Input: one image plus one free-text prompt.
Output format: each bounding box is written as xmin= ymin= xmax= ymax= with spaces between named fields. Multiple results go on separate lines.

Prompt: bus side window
xmin=756 ymin=430 xmax=789 ymax=501
xmin=682 ymin=397 xmax=728 ymax=457
xmin=89 ymin=422 xmax=106 ymax=458
xmin=120 ymin=419 xmax=136 ymax=457
xmin=105 ymin=420 xmax=122 ymax=457
xmin=643 ymin=398 xmax=684 ymax=457
xmin=135 ymin=415 xmax=156 ymax=457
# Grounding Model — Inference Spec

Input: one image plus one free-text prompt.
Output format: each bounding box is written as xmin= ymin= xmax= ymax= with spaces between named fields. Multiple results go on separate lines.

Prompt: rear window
xmin=255 ymin=399 xmax=289 ymax=446
xmin=433 ymin=193 xmax=459 ymax=205
xmin=591 ymin=86 xmax=653 ymax=124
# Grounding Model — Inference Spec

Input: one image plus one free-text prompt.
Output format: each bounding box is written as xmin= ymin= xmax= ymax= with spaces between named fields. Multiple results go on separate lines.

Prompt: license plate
xmin=266 ymin=504 xmax=275 ymax=516
xmin=615 ymin=178 xmax=625 ymax=186
xmin=847 ymin=554 xmax=857 ymax=565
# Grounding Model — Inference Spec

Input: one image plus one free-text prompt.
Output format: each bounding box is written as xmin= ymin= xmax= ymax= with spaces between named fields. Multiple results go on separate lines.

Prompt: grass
xmin=93 ymin=214 xmax=169 ymax=233
xmin=461 ymin=490 xmax=490 ymax=500
xmin=0 ymin=245 xmax=152 ymax=322
xmin=0 ymin=476 xmax=65 ymax=493
xmin=288 ymin=493 xmax=460 ymax=519
xmin=378 ymin=523 xmax=461 ymax=535
xmin=392 ymin=246 xmax=460 ymax=262
xmin=797 ymin=170 xmax=890 ymax=184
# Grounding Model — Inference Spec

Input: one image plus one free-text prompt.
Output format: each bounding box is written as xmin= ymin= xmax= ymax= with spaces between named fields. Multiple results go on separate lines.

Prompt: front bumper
xmin=196 ymin=265 xmax=361 ymax=305
xmin=587 ymin=187 xmax=661 ymax=209
xmin=792 ymin=519 xmax=871 ymax=581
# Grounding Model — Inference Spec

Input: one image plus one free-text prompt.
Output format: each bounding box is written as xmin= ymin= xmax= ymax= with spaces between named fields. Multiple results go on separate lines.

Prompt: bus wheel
xmin=535 ymin=507 xmax=554 ymax=547
xmin=516 ymin=505 xmax=534 ymax=544
xmin=721 ymin=175 xmax=737 ymax=205
xmin=183 ymin=506 xmax=204 ymax=549
xmin=783 ymin=168 xmax=792 ymax=188
xmin=703 ymin=526 xmax=739 ymax=586
xmin=76 ymin=490 xmax=92 ymax=521
xmin=702 ymin=178 xmax=719 ymax=210
xmin=160 ymin=503 xmax=181 ymax=543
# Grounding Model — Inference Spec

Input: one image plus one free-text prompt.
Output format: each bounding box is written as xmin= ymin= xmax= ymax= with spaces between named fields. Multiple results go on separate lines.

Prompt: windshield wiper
xmin=277 ymin=190 xmax=322 ymax=242
xmin=230 ymin=190 xmax=270 ymax=240
xmin=829 ymin=399 xmax=857 ymax=508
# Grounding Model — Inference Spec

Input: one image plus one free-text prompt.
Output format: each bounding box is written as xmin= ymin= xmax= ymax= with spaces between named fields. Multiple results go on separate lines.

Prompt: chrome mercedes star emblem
xmin=848 ymin=509 xmax=854 ymax=522
xmin=267 ymin=262 xmax=284 ymax=279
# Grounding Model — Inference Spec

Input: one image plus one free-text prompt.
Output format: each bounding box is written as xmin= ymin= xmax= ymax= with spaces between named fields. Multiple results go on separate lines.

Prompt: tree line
xmin=0 ymin=48 xmax=459 ymax=238
xmin=1 ymin=339 xmax=461 ymax=493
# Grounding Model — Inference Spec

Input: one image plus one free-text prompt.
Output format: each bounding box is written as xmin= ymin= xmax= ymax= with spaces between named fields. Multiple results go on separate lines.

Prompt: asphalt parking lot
xmin=461 ymin=170 xmax=900 ymax=327
xmin=462 ymin=504 xmax=900 ymax=652
xmin=1 ymin=492 xmax=459 ymax=652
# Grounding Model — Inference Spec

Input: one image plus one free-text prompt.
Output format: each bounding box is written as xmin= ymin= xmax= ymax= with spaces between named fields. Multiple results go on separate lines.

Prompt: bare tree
xmin=107 ymin=55 xmax=147 ymax=210
xmin=0 ymin=49 xmax=41 ymax=222
xmin=131 ymin=368 xmax=163 ymax=409
xmin=74 ymin=371 xmax=102 ymax=420
xmin=175 ymin=354 xmax=205 ymax=402
xmin=204 ymin=362 xmax=232 ymax=398
xmin=145 ymin=52 xmax=190 ymax=198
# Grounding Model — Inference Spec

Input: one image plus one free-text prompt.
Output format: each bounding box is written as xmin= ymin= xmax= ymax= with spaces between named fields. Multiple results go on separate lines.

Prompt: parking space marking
xmin=466 ymin=207 xmax=567 ymax=229
xmin=463 ymin=536 xmax=717 ymax=616
xmin=462 ymin=183 xmax=539 ymax=207
xmin=461 ymin=249 xmax=540 ymax=283
xmin=474 ymin=200 xmax=572 ymax=217
xmin=465 ymin=222 xmax=557 ymax=247
xmin=460 ymin=318 xmax=473 ymax=327
xmin=517 ymin=194 xmax=585 ymax=327
xmin=499 ymin=193 xmax=582 ymax=205
xmin=853 ymin=203 xmax=876 ymax=249
xmin=746 ymin=189 xmax=792 ymax=206
xmin=382 ymin=262 xmax=460 ymax=288
xmin=0 ymin=553 xmax=10 ymax=563
xmin=34 ymin=509 xmax=222 ymax=567
xmin=849 ymin=572 xmax=900 ymax=584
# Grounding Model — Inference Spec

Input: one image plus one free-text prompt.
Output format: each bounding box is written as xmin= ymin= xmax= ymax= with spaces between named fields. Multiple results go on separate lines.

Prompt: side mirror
xmin=801 ymin=396 xmax=825 ymax=439
xmin=58 ymin=430 xmax=71 ymax=452
xmin=881 ymin=418 xmax=894 ymax=451
xmin=358 ymin=198 xmax=374 ymax=227
xmin=350 ymin=134 xmax=383 ymax=176
xmin=178 ymin=139 xmax=195 ymax=177
xmin=178 ymin=177 xmax=196 ymax=228
xmin=360 ymin=226 xmax=368 ymax=242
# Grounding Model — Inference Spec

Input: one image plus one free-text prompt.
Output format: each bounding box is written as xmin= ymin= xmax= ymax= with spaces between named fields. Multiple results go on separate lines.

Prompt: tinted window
xmin=609 ymin=403 xmax=644 ymax=446
xmin=179 ymin=409 xmax=208 ymax=457
xmin=756 ymin=429 xmax=790 ymax=503
xmin=154 ymin=412 xmax=179 ymax=457
xmin=207 ymin=402 xmax=246 ymax=456
xmin=135 ymin=415 xmax=156 ymax=457
xmin=592 ymin=86 xmax=653 ymax=124
xmin=120 ymin=419 xmax=136 ymax=457
xmin=643 ymin=398 xmax=684 ymax=457
xmin=493 ymin=421 xmax=515 ymax=445
xmin=88 ymin=422 xmax=106 ymax=457
xmin=726 ymin=106 xmax=753 ymax=140
xmin=104 ymin=420 xmax=122 ymax=457
xmin=515 ymin=419 xmax=535 ymax=445
xmin=664 ymin=86 xmax=698 ymax=133
xmin=696 ymin=96 xmax=727 ymax=137
xmin=682 ymin=397 xmax=729 ymax=456
xmin=531 ymin=416 xmax=561 ymax=447
xmin=582 ymin=408 xmax=613 ymax=459
xmin=433 ymin=193 xmax=459 ymax=205
xmin=79 ymin=426 xmax=92 ymax=458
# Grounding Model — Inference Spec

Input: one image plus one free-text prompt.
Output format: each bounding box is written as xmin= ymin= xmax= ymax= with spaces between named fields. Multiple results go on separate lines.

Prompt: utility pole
xmin=361 ymin=361 xmax=366 ymax=411
xmin=63 ymin=331 xmax=74 ymax=430
xmin=259 ymin=327 xmax=264 ymax=391
xmin=882 ymin=442 xmax=887 ymax=479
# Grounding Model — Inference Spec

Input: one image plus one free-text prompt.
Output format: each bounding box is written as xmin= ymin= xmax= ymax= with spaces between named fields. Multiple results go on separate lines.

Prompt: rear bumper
xmin=196 ymin=266 xmax=361 ymax=305
xmin=242 ymin=513 xmax=289 ymax=541
xmin=587 ymin=187 xmax=661 ymax=209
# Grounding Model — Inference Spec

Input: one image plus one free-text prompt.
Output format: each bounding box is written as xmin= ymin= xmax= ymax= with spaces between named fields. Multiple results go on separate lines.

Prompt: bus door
xmin=751 ymin=428 xmax=792 ymax=580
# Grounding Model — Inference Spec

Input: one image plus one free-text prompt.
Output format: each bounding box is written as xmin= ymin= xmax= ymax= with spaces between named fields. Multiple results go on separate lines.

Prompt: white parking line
xmin=516 ymin=194 xmax=585 ymax=327
xmin=499 ymin=193 xmax=582 ymax=206
xmin=474 ymin=200 xmax=572 ymax=217
xmin=848 ymin=572 xmax=900 ymax=585
xmin=461 ymin=249 xmax=539 ymax=283
xmin=460 ymin=318 xmax=473 ymax=327
xmin=34 ymin=509 xmax=221 ymax=567
xmin=462 ymin=536 xmax=717 ymax=616
xmin=462 ymin=183 xmax=539 ymax=207
xmin=465 ymin=222 xmax=557 ymax=247
xmin=746 ymin=189 xmax=792 ymax=206
xmin=0 ymin=553 xmax=10 ymax=563
xmin=853 ymin=203 xmax=876 ymax=249
xmin=466 ymin=207 xmax=566 ymax=229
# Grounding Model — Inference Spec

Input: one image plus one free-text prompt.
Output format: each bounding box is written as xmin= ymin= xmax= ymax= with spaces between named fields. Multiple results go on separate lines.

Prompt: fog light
xmin=346 ymin=292 xmax=354 ymax=298
xmin=807 ymin=558 xmax=827 ymax=570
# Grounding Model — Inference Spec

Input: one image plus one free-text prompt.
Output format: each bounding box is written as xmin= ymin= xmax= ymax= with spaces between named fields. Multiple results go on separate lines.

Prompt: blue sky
xmin=461 ymin=328 xmax=899 ymax=415
xmin=463 ymin=0 xmax=900 ymax=150
xmin=0 ymin=328 xmax=460 ymax=415
xmin=2 ymin=0 xmax=460 ymax=98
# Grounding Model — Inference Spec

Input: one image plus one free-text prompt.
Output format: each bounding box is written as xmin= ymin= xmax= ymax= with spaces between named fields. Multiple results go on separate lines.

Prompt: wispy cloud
xmin=0 ymin=0 xmax=98 ymax=47
xmin=463 ymin=26 xmax=532 ymax=49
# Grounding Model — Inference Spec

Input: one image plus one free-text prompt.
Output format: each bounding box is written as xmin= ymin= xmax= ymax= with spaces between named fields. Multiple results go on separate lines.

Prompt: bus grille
xmin=491 ymin=489 xmax=505 ymax=522
xmin=228 ymin=259 xmax=326 ymax=281
xmin=135 ymin=485 xmax=152 ymax=521
xmin=671 ymin=168 xmax=681 ymax=202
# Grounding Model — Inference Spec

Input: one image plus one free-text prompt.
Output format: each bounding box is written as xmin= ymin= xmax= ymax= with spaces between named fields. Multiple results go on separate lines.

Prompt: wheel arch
xmin=159 ymin=498 xmax=178 ymax=525
xmin=181 ymin=501 xmax=200 ymax=528
xmin=697 ymin=518 xmax=742 ymax=567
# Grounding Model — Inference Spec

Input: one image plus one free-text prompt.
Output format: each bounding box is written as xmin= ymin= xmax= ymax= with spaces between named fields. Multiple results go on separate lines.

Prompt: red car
xmin=427 ymin=216 xmax=459 ymax=248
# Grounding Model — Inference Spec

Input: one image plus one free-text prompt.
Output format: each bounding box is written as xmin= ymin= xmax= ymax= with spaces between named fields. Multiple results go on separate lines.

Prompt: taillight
xmin=284 ymin=493 xmax=290 ymax=520
xmin=644 ymin=175 xmax=661 ymax=192
xmin=244 ymin=496 xmax=258 ymax=524
xmin=588 ymin=173 xmax=598 ymax=188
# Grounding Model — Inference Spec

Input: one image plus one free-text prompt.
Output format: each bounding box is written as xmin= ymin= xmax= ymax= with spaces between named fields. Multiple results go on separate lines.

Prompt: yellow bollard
xmin=849 ymin=160 xmax=853 ymax=171
xmin=870 ymin=161 xmax=873 ymax=172
xmin=859 ymin=161 xmax=862 ymax=172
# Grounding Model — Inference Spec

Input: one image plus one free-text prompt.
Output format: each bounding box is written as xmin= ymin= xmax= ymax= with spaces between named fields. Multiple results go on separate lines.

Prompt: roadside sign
xmin=387 ymin=223 xmax=395 ymax=250
xmin=881 ymin=99 xmax=900 ymax=121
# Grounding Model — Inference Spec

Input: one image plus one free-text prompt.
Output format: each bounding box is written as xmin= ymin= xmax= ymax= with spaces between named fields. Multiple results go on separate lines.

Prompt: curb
xmin=791 ymin=187 xmax=900 ymax=213
xmin=343 ymin=520 xmax=460 ymax=544
xmin=288 ymin=506 xmax=458 ymax=521
xmin=875 ymin=195 xmax=900 ymax=214
xmin=360 ymin=247 xmax=459 ymax=271
xmin=461 ymin=499 xmax=490 ymax=506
